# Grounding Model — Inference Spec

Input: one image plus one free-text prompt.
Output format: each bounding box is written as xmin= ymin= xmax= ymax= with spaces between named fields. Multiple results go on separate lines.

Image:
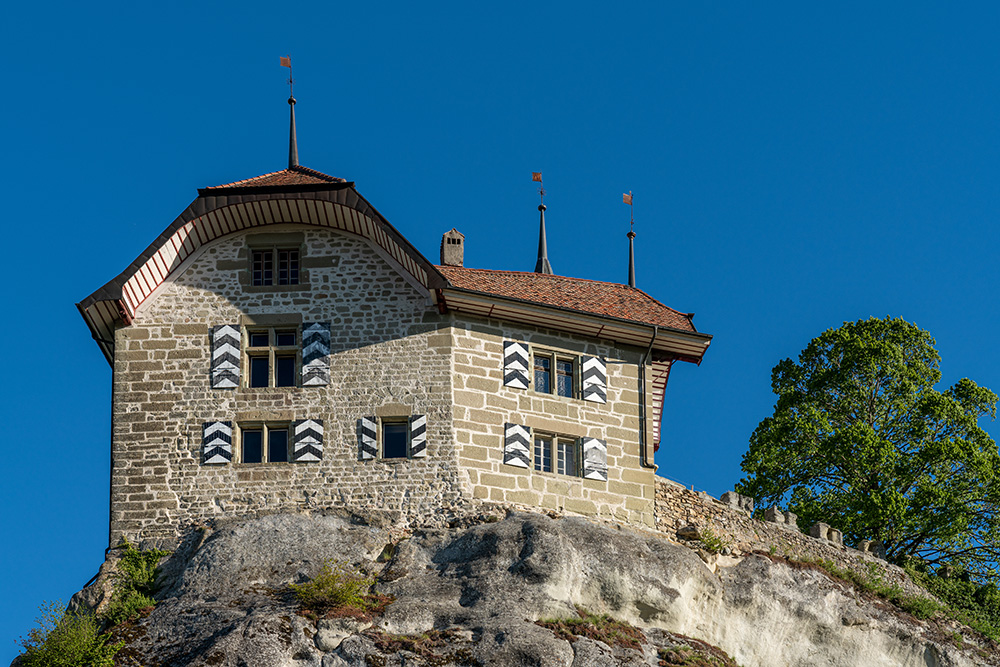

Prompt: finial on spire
xmin=532 ymin=172 xmax=553 ymax=274
xmin=281 ymin=56 xmax=299 ymax=168
xmin=624 ymin=191 xmax=635 ymax=288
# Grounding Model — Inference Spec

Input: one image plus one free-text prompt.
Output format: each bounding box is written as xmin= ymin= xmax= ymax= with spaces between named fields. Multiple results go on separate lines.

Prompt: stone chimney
xmin=440 ymin=229 xmax=465 ymax=267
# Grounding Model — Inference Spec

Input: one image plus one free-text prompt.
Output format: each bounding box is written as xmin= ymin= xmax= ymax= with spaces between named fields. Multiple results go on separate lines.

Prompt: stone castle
xmin=77 ymin=97 xmax=714 ymax=547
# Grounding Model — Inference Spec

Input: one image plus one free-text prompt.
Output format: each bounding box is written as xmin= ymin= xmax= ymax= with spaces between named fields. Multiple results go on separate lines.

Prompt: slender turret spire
xmin=624 ymin=191 xmax=635 ymax=287
xmin=535 ymin=203 xmax=553 ymax=274
xmin=288 ymin=96 xmax=299 ymax=168
xmin=532 ymin=172 xmax=553 ymax=274
xmin=281 ymin=56 xmax=299 ymax=168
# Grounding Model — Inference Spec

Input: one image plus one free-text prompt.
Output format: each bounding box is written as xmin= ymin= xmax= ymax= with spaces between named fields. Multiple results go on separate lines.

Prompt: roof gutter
xmin=639 ymin=325 xmax=658 ymax=469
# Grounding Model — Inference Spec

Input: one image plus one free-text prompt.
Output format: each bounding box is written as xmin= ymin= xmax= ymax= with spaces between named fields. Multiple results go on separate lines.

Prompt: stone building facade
xmin=79 ymin=163 xmax=712 ymax=546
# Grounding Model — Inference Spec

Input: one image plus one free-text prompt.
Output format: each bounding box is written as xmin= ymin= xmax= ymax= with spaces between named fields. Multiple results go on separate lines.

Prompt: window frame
xmin=249 ymin=246 xmax=301 ymax=287
xmin=238 ymin=422 xmax=291 ymax=464
xmin=245 ymin=326 xmax=300 ymax=388
xmin=531 ymin=348 xmax=579 ymax=399
xmin=380 ymin=417 xmax=411 ymax=460
xmin=532 ymin=432 xmax=580 ymax=477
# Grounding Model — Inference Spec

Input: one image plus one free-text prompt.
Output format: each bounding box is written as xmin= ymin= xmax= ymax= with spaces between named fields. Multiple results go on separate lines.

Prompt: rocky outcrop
xmin=55 ymin=511 xmax=999 ymax=666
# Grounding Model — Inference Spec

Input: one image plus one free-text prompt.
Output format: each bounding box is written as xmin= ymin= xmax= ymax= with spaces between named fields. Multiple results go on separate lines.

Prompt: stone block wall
xmin=110 ymin=226 xmax=465 ymax=545
xmin=450 ymin=321 xmax=658 ymax=527
xmin=653 ymin=477 xmax=924 ymax=596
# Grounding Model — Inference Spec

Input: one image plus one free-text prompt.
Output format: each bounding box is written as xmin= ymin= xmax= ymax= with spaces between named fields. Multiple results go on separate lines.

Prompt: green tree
xmin=737 ymin=317 xmax=1000 ymax=581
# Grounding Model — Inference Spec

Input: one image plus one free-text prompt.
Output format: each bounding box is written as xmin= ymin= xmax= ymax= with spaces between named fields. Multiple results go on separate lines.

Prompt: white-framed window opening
xmin=533 ymin=433 xmax=579 ymax=476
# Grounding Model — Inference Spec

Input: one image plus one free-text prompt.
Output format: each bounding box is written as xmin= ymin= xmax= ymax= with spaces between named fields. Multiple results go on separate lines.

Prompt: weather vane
xmin=623 ymin=190 xmax=634 ymax=232
xmin=280 ymin=56 xmax=294 ymax=98
xmin=532 ymin=171 xmax=545 ymax=205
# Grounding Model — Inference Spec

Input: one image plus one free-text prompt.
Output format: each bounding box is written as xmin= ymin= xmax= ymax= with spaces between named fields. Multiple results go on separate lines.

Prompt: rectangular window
xmin=534 ymin=435 xmax=553 ymax=473
xmin=382 ymin=421 xmax=408 ymax=459
xmin=240 ymin=424 xmax=289 ymax=463
xmin=251 ymin=248 xmax=300 ymax=286
xmin=534 ymin=434 xmax=580 ymax=477
xmin=245 ymin=328 xmax=299 ymax=388
xmin=556 ymin=440 xmax=577 ymax=476
xmin=533 ymin=350 xmax=577 ymax=399
xmin=556 ymin=359 xmax=574 ymax=398
xmin=534 ymin=356 xmax=551 ymax=394
xmin=243 ymin=428 xmax=264 ymax=463
xmin=277 ymin=249 xmax=300 ymax=285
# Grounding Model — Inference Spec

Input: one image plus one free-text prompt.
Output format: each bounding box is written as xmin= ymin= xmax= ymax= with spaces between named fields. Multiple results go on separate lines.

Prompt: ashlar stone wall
xmin=110 ymin=225 xmax=463 ymax=545
xmin=449 ymin=319 xmax=659 ymax=527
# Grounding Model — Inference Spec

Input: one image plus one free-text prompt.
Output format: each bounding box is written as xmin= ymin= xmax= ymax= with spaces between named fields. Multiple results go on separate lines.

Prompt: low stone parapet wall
xmin=653 ymin=476 xmax=923 ymax=596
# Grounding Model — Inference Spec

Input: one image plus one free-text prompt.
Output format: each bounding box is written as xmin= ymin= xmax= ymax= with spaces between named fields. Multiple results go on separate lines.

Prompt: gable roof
xmin=78 ymin=165 xmax=448 ymax=364
xmin=437 ymin=266 xmax=698 ymax=334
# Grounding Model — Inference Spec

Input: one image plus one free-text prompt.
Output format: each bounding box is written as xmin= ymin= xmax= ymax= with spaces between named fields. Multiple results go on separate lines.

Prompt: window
xmin=251 ymin=248 xmax=300 ymax=286
xmin=533 ymin=434 xmax=579 ymax=476
xmin=533 ymin=350 xmax=576 ymax=398
xmin=240 ymin=424 xmax=289 ymax=463
xmin=246 ymin=328 xmax=298 ymax=387
xmin=382 ymin=419 xmax=409 ymax=459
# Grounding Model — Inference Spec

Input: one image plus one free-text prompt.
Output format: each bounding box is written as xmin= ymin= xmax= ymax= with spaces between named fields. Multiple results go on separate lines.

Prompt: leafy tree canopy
xmin=736 ymin=317 xmax=1000 ymax=582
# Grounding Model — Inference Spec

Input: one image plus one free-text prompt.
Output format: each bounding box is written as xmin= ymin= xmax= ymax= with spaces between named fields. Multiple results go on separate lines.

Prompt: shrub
xmin=18 ymin=601 xmax=122 ymax=667
xmin=289 ymin=560 xmax=377 ymax=615
xmin=699 ymin=528 xmax=731 ymax=555
xmin=103 ymin=539 xmax=169 ymax=627
xmin=903 ymin=561 xmax=1000 ymax=641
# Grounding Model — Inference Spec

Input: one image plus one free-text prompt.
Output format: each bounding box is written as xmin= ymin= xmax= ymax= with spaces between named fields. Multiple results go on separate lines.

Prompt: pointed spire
xmin=535 ymin=203 xmax=553 ymax=274
xmin=627 ymin=229 xmax=636 ymax=288
xmin=281 ymin=56 xmax=299 ymax=168
xmin=532 ymin=172 xmax=553 ymax=274
xmin=624 ymin=191 xmax=635 ymax=287
xmin=288 ymin=95 xmax=299 ymax=168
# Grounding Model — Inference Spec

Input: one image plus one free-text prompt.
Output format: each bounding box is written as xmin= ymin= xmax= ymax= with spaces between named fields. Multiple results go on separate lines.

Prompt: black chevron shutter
xmin=291 ymin=419 xmax=323 ymax=462
xmin=202 ymin=421 xmax=233 ymax=464
xmin=210 ymin=325 xmax=240 ymax=389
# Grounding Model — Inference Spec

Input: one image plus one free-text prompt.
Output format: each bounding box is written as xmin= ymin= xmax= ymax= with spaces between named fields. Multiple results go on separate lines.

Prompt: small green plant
xmin=698 ymin=528 xmax=731 ymax=555
xmin=18 ymin=601 xmax=123 ymax=667
xmin=103 ymin=539 xmax=169 ymax=626
xmin=537 ymin=606 xmax=645 ymax=649
xmin=290 ymin=560 xmax=386 ymax=617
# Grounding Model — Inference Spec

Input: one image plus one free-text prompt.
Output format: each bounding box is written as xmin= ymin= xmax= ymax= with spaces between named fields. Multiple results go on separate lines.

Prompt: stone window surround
xmin=518 ymin=416 xmax=604 ymax=484
xmin=237 ymin=313 xmax=304 ymax=393
xmin=532 ymin=430 xmax=581 ymax=477
xmin=528 ymin=344 xmax=587 ymax=401
xmin=374 ymin=403 xmax=419 ymax=462
xmin=245 ymin=325 xmax=300 ymax=388
xmin=239 ymin=231 xmax=312 ymax=292
xmin=233 ymin=421 xmax=292 ymax=464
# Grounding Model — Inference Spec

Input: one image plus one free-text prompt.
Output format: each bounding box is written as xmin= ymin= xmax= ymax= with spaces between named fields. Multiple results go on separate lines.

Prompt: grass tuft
xmin=536 ymin=606 xmax=646 ymax=649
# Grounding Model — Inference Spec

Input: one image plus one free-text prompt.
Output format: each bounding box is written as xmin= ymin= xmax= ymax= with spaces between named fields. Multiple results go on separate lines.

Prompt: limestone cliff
xmin=45 ymin=511 xmax=1000 ymax=666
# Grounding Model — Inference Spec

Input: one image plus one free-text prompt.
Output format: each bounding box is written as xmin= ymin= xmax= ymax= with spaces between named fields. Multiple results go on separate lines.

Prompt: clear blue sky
xmin=3 ymin=1 xmax=999 ymax=660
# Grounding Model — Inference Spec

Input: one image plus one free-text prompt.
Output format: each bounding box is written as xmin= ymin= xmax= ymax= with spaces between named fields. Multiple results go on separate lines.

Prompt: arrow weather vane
xmin=280 ymin=55 xmax=294 ymax=97
xmin=532 ymin=171 xmax=545 ymax=205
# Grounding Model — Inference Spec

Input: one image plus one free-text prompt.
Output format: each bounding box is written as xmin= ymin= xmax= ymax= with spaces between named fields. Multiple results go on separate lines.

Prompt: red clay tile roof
xmin=204 ymin=165 xmax=346 ymax=189
xmin=437 ymin=266 xmax=698 ymax=333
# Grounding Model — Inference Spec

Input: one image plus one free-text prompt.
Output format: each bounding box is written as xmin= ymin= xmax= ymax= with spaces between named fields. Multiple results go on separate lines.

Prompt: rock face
xmin=57 ymin=512 xmax=997 ymax=667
